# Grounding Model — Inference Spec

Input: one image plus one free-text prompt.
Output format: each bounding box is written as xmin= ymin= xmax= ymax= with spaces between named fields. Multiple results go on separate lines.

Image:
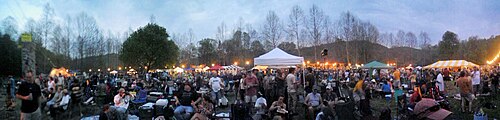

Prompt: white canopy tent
xmin=254 ymin=48 xmax=304 ymax=66
xmin=254 ymin=48 xmax=306 ymax=91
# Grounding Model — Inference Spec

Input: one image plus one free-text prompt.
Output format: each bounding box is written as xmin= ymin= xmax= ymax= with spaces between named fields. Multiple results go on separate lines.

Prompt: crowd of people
xmin=4 ymin=65 xmax=500 ymax=120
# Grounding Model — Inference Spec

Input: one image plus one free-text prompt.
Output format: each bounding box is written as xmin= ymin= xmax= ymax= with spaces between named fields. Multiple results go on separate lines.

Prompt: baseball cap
xmin=326 ymin=85 xmax=332 ymax=90
xmin=414 ymin=98 xmax=452 ymax=120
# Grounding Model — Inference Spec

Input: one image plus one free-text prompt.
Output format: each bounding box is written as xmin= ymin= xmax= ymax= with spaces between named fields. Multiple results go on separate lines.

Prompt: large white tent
xmin=254 ymin=48 xmax=304 ymax=66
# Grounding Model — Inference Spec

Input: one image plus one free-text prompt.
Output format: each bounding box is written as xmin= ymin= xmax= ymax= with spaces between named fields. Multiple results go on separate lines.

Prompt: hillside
xmin=293 ymin=40 xmax=435 ymax=66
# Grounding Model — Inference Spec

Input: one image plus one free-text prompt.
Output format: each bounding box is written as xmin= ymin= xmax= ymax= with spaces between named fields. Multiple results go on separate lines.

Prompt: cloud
xmin=1 ymin=0 xmax=499 ymax=45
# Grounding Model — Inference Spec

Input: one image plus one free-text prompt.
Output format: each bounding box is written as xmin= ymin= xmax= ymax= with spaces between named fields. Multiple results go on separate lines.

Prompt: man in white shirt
xmin=436 ymin=71 xmax=445 ymax=94
xmin=472 ymin=67 xmax=481 ymax=96
xmin=57 ymin=74 xmax=65 ymax=88
xmin=209 ymin=73 xmax=224 ymax=104
xmin=286 ymin=68 xmax=297 ymax=114
xmin=47 ymin=78 xmax=56 ymax=93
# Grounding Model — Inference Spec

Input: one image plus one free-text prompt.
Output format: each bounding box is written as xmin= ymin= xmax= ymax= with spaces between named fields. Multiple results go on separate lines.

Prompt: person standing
xmin=393 ymin=69 xmax=401 ymax=89
xmin=244 ymin=70 xmax=259 ymax=104
xmin=57 ymin=73 xmax=65 ymax=88
xmin=305 ymin=68 xmax=315 ymax=93
xmin=209 ymin=73 xmax=224 ymax=105
xmin=472 ymin=67 xmax=481 ymax=96
xmin=457 ymin=71 xmax=474 ymax=113
xmin=491 ymin=69 xmax=499 ymax=94
xmin=286 ymin=68 xmax=297 ymax=114
xmin=436 ymin=71 xmax=445 ymax=94
xmin=17 ymin=70 xmax=44 ymax=120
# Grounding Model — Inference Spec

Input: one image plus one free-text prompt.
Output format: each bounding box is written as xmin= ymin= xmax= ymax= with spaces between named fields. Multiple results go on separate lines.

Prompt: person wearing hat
xmin=305 ymin=86 xmax=322 ymax=120
xmin=322 ymin=86 xmax=338 ymax=113
xmin=414 ymin=98 xmax=452 ymax=120
xmin=49 ymin=89 xmax=70 ymax=119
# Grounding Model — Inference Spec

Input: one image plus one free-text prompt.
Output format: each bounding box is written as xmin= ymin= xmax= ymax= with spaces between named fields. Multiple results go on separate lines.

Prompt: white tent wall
xmin=253 ymin=48 xmax=306 ymax=96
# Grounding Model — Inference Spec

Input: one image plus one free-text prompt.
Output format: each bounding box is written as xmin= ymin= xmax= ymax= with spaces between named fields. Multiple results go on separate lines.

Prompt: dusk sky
xmin=2 ymin=0 xmax=500 ymax=45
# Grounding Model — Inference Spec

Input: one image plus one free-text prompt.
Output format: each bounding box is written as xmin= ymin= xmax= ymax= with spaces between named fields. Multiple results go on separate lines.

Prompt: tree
xmin=405 ymin=32 xmax=417 ymax=48
xmin=120 ymin=23 xmax=179 ymax=70
xmin=438 ymin=31 xmax=460 ymax=60
xmin=287 ymin=5 xmax=305 ymax=55
xmin=419 ymin=32 xmax=431 ymax=48
xmin=278 ymin=42 xmax=298 ymax=55
xmin=261 ymin=10 xmax=283 ymax=50
xmin=51 ymin=25 xmax=63 ymax=54
xmin=0 ymin=33 xmax=21 ymax=76
xmin=197 ymin=38 xmax=218 ymax=65
xmin=307 ymin=5 xmax=325 ymax=61
xmin=250 ymin=40 xmax=266 ymax=58
xmin=40 ymin=3 xmax=56 ymax=48
xmin=396 ymin=30 xmax=406 ymax=47
xmin=1 ymin=16 xmax=18 ymax=39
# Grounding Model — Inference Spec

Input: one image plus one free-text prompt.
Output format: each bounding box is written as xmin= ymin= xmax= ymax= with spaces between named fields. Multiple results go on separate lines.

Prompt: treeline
xmin=1 ymin=3 xmax=499 ymax=77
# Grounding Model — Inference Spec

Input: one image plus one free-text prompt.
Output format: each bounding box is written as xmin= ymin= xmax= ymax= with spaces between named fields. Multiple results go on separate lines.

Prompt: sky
xmin=1 ymin=0 xmax=500 ymax=45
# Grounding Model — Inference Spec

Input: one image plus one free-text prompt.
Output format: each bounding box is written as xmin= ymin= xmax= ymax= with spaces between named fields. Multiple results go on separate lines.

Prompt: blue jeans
xmin=174 ymin=105 xmax=194 ymax=120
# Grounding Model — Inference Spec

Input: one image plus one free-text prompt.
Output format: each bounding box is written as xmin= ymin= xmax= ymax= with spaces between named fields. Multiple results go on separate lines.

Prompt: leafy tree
xmin=197 ymin=38 xmax=218 ymax=65
xmin=278 ymin=42 xmax=298 ymax=55
xmin=250 ymin=40 xmax=266 ymax=58
xmin=438 ymin=31 xmax=460 ymax=60
xmin=0 ymin=33 xmax=21 ymax=76
xmin=120 ymin=23 xmax=179 ymax=70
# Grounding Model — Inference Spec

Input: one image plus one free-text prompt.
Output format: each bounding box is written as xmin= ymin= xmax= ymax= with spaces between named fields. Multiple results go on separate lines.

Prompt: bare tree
xmin=307 ymin=5 xmax=325 ymax=61
xmin=323 ymin=15 xmax=335 ymax=44
xmin=396 ymin=30 xmax=406 ymax=47
xmin=61 ymin=15 xmax=72 ymax=58
xmin=1 ymin=16 xmax=18 ymax=39
xmin=406 ymin=32 xmax=417 ymax=48
xmin=261 ymin=10 xmax=283 ymax=50
xmin=419 ymin=31 xmax=431 ymax=48
xmin=74 ymin=12 xmax=101 ymax=69
xmin=216 ymin=21 xmax=227 ymax=41
xmin=287 ymin=5 xmax=305 ymax=55
xmin=40 ymin=3 xmax=55 ymax=48
xmin=187 ymin=28 xmax=195 ymax=44
xmin=336 ymin=11 xmax=358 ymax=63
xmin=51 ymin=25 xmax=63 ymax=54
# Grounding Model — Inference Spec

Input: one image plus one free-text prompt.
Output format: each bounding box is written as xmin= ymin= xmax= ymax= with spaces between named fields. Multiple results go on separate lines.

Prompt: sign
xmin=21 ymin=33 xmax=32 ymax=42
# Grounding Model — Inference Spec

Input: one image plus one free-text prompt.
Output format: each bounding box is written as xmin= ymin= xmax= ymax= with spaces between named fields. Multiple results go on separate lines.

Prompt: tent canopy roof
xmin=424 ymin=60 xmax=478 ymax=69
xmin=254 ymin=48 xmax=304 ymax=66
xmin=360 ymin=61 xmax=395 ymax=69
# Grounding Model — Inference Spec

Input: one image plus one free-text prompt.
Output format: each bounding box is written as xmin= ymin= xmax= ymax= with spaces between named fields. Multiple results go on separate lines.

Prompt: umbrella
xmin=424 ymin=60 xmax=478 ymax=69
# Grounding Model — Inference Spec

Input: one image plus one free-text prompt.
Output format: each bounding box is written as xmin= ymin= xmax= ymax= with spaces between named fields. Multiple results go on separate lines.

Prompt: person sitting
xmin=46 ymin=87 xmax=63 ymax=109
xmin=253 ymin=93 xmax=268 ymax=120
xmin=269 ymin=96 xmax=287 ymax=120
xmin=322 ymin=86 xmax=338 ymax=114
xmin=49 ymin=89 xmax=70 ymax=119
xmin=315 ymin=107 xmax=335 ymax=120
xmin=305 ymin=87 xmax=322 ymax=120
xmin=112 ymin=88 xmax=131 ymax=120
xmin=191 ymin=96 xmax=213 ymax=120
xmin=381 ymin=80 xmax=392 ymax=98
xmin=174 ymin=84 xmax=200 ymax=120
